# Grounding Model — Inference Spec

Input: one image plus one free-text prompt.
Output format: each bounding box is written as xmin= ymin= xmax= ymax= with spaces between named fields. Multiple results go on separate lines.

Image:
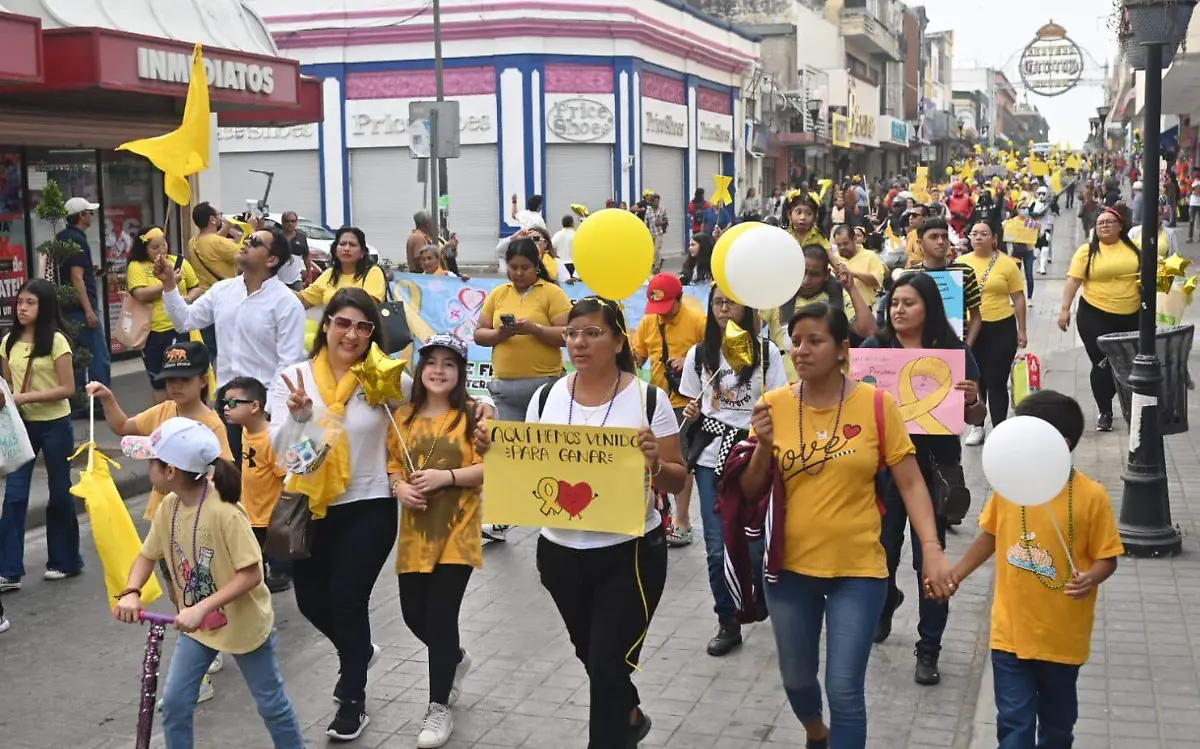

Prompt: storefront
xmin=640 ymin=77 xmax=689 ymax=252
xmin=877 ymin=116 xmax=910 ymax=178
xmin=0 ymin=9 xmax=321 ymax=352
xmin=697 ymin=87 xmax=735 ymax=198
xmin=544 ymin=64 xmax=617 ymax=228
xmin=219 ymin=125 xmax=322 ymax=221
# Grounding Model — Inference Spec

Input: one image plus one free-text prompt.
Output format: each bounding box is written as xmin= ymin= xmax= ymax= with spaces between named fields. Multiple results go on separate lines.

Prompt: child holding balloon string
xmin=946 ymin=390 xmax=1122 ymax=749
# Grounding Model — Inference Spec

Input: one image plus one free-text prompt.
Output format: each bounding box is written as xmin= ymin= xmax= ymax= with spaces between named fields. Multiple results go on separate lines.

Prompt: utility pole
xmin=433 ymin=0 xmax=446 ymax=241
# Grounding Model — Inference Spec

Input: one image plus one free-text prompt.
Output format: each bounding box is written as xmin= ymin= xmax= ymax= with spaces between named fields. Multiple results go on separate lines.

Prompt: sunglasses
xmin=330 ymin=316 xmax=375 ymax=336
xmin=246 ymin=234 xmax=266 ymax=248
xmin=220 ymin=397 xmax=255 ymax=410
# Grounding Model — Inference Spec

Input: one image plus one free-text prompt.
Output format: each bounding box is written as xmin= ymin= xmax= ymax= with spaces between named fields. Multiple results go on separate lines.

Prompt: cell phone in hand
xmin=500 ymin=314 xmax=517 ymax=326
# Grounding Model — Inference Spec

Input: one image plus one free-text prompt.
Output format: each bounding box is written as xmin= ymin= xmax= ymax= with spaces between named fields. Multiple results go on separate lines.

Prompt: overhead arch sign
xmin=1019 ymin=21 xmax=1083 ymax=97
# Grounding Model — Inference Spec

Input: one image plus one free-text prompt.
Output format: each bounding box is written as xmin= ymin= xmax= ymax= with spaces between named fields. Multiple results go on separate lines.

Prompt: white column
xmin=321 ymin=76 xmax=345 ymax=228
xmin=500 ymin=66 xmax=526 ymax=230
xmin=618 ymin=69 xmax=632 ymax=205
xmin=687 ymin=85 xmax=698 ymax=201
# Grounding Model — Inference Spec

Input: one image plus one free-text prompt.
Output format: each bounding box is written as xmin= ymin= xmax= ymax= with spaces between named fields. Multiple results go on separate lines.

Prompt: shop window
xmin=26 ymin=148 xmax=102 ymax=283
xmin=0 ymin=150 xmax=28 ymax=334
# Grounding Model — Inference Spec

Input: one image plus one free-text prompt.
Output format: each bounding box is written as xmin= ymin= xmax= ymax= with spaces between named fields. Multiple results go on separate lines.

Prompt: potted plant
xmin=33 ymin=180 xmax=92 ymax=398
xmin=1117 ymin=0 xmax=1196 ymax=69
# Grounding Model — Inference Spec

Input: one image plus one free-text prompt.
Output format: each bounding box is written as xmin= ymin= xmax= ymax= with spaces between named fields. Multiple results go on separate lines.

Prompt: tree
xmin=33 ymin=179 xmax=92 ymax=383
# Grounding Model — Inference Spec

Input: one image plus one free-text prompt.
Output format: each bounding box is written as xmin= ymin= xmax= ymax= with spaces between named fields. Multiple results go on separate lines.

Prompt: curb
xmin=24 ymin=447 xmax=153 ymax=531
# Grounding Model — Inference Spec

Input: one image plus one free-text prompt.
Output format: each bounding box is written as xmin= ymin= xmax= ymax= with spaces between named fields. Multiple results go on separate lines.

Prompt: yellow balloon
xmin=711 ymin=222 xmax=762 ymax=304
xmin=304 ymin=319 xmax=319 ymax=354
xmin=573 ymin=208 xmax=654 ymax=300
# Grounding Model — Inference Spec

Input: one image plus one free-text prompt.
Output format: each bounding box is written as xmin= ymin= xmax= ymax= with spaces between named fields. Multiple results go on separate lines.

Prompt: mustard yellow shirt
xmin=960 ymin=252 xmax=1024 ymax=322
xmin=127 ymin=259 xmax=200 ymax=333
xmin=186 ymin=234 xmax=239 ymax=290
xmin=791 ymin=225 xmax=830 ymax=250
xmin=0 ymin=332 xmax=72 ymax=421
xmin=299 ymin=265 xmax=388 ymax=308
xmin=240 ymin=428 xmax=285 ymax=527
xmin=755 ymin=383 xmax=915 ymax=578
xmin=841 ymin=249 xmax=885 ymax=303
xmin=633 ymin=303 xmax=707 ymax=409
xmin=1068 ymin=241 xmax=1141 ymax=315
xmin=905 ymin=231 xmax=923 ymax=268
xmin=480 ymin=281 xmax=572 ymax=378
xmin=980 ymin=470 xmax=1124 ymax=665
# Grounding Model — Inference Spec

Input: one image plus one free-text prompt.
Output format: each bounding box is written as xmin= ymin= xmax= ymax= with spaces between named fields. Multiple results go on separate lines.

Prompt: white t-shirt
xmin=678 ymin=343 xmax=788 ymax=468
xmin=1189 ymin=186 xmax=1200 ymax=207
xmin=515 ymin=209 xmax=548 ymax=232
xmin=275 ymin=254 xmax=302 ymax=286
xmin=552 ymin=227 xmax=575 ymax=264
xmin=527 ymin=376 xmax=678 ymax=550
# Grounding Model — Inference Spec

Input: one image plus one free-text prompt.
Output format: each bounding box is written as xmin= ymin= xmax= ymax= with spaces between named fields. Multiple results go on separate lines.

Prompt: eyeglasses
xmin=1095 ymin=220 xmax=1121 ymax=228
xmin=220 ymin=398 xmax=254 ymax=410
xmin=562 ymin=325 xmax=607 ymax=342
xmin=712 ymin=299 xmax=739 ymax=310
xmin=330 ymin=316 xmax=376 ymax=336
xmin=968 ymin=230 xmax=992 ymax=238
xmin=246 ymin=235 xmax=266 ymax=248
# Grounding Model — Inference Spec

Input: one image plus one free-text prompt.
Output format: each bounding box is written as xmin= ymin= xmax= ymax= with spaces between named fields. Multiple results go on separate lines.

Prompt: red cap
xmin=645 ymin=273 xmax=683 ymax=315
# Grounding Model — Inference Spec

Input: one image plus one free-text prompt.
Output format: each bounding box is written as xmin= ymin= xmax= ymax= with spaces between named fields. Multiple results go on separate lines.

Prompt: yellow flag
xmin=1051 ymin=170 xmax=1063 ymax=193
xmin=118 ymin=44 xmax=211 ymax=205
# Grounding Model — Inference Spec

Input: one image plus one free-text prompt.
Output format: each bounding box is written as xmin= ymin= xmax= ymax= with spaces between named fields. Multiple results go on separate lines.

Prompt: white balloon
xmin=724 ymin=225 xmax=808 ymax=310
xmin=981 ymin=416 xmax=1072 ymax=507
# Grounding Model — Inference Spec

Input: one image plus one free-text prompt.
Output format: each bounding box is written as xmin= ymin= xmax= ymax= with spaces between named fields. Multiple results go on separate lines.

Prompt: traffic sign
xmin=408 ymin=100 xmax=461 ymax=159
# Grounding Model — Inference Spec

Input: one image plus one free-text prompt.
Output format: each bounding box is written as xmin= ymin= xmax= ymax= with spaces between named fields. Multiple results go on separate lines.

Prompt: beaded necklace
xmin=405 ymin=408 xmax=455 ymax=474
xmin=168 ymin=481 xmax=209 ymax=602
xmin=567 ymin=373 xmax=622 ymax=427
xmin=1019 ymin=469 xmax=1075 ymax=590
xmin=795 ymin=375 xmax=847 ymax=476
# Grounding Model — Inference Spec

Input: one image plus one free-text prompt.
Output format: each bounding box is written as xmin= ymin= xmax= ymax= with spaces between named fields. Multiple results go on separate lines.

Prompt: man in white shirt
xmin=551 ymin=214 xmax=576 ymax=280
xmin=511 ymin=193 xmax=548 ymax=232
xmin=156 ymin=227 xmax=307 ymax=462
xmin=1188 ymin=180 xmax=1200 ymax=242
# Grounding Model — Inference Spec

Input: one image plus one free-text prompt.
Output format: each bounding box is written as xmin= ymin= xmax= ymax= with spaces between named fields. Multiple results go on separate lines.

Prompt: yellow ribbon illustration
xmin=897 ymin=356 xmax=954 ymax=435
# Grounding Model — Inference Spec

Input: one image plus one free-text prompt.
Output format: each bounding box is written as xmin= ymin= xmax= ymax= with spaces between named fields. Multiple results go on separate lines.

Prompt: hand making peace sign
xmin=280 ymin=371 xmax=314 ymax=422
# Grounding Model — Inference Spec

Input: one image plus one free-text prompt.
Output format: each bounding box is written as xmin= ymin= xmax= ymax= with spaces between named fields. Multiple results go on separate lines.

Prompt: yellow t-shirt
xmin=298 ymin=265 xmax=387 ymax=308
xmin=756 ymin=383 xmax=915 ymax=579
xmin=240 ymin=428 xmax=285 ymax=527
xmin=1067 ymin=241 xmax=1141 ymax=315
xmin=0 ymin=332 xmax=72 ymax=422
xmin=141 ymin=486 xmax=274 ymax=655
xmin=980 ymin=470 xmax=1125 ymax=666
xmin=138 ymin=401 xmax=233 ymax=519
xmin=1131 ymin=229 xmax=1170 ymax=259
xmin=791 ymin=225 xmax=830 ymax=250
xmin=127 ymin=259 xmax=200 ymax=333
xmin=480 ymin=281 xmax=572 ymax=379
xmin=905 ymin=231 xmax=923 ymax=268
xmin=387 ymin=405 xmax=484 ymax=574
xmin=842 ymin=249 xmax=885 ymax=302
xmin=186 ymin=234 xmax=239 ymax=291
xmin=633 ymin=304 xmax=707 ymax=409
xmin=960 ymin=252 xmax=1024 ymax=322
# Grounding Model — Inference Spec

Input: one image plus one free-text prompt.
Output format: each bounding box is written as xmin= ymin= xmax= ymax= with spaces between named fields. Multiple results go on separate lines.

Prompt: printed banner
xmin=0 ymin=152 xmax=27 ymax=334
xmin=482 ymin=421 xmax=648 ymax=535
xmin=1003 ymin=216 xmax=1040 ymax=245
xmin=104 ymin=206 xmax=142 ymax=355
xmin=850 ymin=348 xmax=967 ymax=435
xmin=893 ymin=269 xmax=964 ymax=338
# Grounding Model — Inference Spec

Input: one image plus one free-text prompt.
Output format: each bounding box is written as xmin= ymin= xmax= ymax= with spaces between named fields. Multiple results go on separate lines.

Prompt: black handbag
xmin=379 ymin=276 xmax=413 ymax=354
xmin=263 ymin=492 xmax=315 ymax=561
xmin=930 ymin=458 xmax=971 ymax=524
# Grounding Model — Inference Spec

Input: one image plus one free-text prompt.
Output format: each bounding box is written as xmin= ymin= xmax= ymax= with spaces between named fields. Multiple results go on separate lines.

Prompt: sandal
xmin=666 ymin=524 xmax=693 ymax=547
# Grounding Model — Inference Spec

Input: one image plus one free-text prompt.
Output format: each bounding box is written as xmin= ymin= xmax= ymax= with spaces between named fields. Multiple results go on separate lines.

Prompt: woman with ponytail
xmin=1058 ymin=207 xmax=1142 ymax=431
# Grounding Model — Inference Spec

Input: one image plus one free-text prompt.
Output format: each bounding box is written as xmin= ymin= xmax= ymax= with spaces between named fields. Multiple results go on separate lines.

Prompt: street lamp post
xmin=1115 ymin=0 xmax=1194 ymax=556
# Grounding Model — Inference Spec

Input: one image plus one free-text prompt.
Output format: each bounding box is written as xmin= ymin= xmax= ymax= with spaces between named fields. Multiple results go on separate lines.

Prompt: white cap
xmin=1133 ymin=181 xmax=1143 ymax=190
xmin=63 ymin=197 xmax=99 ymax=215
xmin=121 ymin=417 xmax=221 ymax=474
xmin=1192 ymin=180 xmax=1200 ymax=188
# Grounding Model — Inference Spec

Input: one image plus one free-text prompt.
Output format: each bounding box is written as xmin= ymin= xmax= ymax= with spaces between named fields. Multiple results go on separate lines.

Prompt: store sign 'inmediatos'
xmin=137 ymin=47 xmax=275 ymax=94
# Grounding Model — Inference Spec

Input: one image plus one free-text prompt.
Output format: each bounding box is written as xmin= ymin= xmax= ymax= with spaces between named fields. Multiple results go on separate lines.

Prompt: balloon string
xmin=1045 ymin=509 xmax=1078 ymax=577
xmin=385 ymin=408 xmax=417 ymax=475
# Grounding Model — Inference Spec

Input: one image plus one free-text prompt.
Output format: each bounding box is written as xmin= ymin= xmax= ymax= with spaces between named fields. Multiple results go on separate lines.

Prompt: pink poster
xmin=850 ymin=348 xmax=967 ymax=436
xmin=104 ymin=206 xmax=142 ymax=354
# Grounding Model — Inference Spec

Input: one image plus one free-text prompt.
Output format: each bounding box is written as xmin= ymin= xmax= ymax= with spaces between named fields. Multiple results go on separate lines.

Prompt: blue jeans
xmin=161 ymin=631 xmax=303 ymax=749
xmin=0 ymin=416 xmax=81 ymax=579
xmin=766 ymin=571 xmax=887 ymax=749
xmin=67 ymin=310 xmax=111 ymax=393
xmin=880 ymin=480 xmax=948 ymax=653
xmin=695 ymin=466 xmax=764 ymax=621
xmin=991 ymin=650 xmax=1080 ymax=749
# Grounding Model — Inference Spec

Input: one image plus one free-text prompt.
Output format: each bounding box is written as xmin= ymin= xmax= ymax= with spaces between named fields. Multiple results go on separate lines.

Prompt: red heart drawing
xmin=556 ymin=480 xmax=595 ymax=518
xmin=457 ymin=287 xmax=487 ymax=312
xmin=842 ymin=424 xmax=862 ymax=440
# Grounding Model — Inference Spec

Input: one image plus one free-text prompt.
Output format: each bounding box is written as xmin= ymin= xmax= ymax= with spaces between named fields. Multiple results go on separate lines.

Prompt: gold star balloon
xmin=722 ymin=321 xmax=756 ymax=373
xmin=352 ymin=343 xmax=407 ymax=406
xmin=1183 ymin=275 xmax=1198 ymax=303
xmin=1163 ymin=253 xmax=1192 ymax=278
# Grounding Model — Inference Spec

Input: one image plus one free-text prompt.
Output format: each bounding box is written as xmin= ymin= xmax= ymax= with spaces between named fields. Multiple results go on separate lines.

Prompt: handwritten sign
xmin=893 ymin=269 xmax=964 ymax=338
xmin=1003 ymin=216 xmax=1041 ymax=245
xmin=851 ymin=348 xmax=967 ymax=435
xmin=483 ymin=421 xmax=648 ymax=535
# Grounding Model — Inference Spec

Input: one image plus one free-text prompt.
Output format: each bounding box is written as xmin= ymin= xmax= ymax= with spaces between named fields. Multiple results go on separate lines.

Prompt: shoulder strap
xmin=20 ymin=347 xmax=34 ymax=395
xmin=645 ymin=383 xmax=657 ymax=426
xmin=190 ymin=244 xmax=224 ymax=283
xmin=873 ymin=386 xmax=886 ymax=471
xmin=761 ymin=339 xmax=771 ymax=382
xmin=693 ymin=346 xmax=704 ymax=379
xmin=535 ymin=383 xmax=551 ymax=420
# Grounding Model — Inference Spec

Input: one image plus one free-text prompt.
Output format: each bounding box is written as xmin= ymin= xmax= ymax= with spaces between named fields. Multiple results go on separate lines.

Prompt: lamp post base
xmin=1118 ymin=354 xmax=1182 ymax=558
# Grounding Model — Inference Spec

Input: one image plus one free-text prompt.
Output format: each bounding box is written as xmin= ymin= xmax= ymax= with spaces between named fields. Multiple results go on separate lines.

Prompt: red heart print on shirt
xmin=556 ymin=481 xmax=595 ymax=518
xmin=843 ymin=424 xmax=862 ymax=440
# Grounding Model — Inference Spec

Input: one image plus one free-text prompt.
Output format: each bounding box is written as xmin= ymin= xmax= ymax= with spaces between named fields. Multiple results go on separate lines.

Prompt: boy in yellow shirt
xmin=950 ymin=390 xmax=1123 ymax=749
xmin=221 ymin=376 xmax=291 ymax=594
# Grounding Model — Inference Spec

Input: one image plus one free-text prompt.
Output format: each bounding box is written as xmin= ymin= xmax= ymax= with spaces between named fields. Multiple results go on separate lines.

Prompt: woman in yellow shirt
xmin=1058 ymin=207 xmax=1141 ymax=431
xmin=739 ymin=303 xmax=953 ymax=749
xmin=961 ymin=220 xmax=1027 ymax=443
xmin=0 ymin=279 xmax=80 ymax=590
xmin=298 ymin=227 xmax=387 ymax=309
xmin=126 ymin=226 xmax=203 ymax=402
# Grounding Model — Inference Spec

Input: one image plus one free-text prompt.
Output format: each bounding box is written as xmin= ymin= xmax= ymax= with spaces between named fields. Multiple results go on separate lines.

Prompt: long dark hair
xmin=5 ymin=279 xmax=70 ymax=360
xmin=310 ymin=287 xmax=385 ymax=358
xmin=699 ymin=283 xmax=759 ymax=387
xmin=329 ymin=226 xmax=372 ymax=286
xmin=128 ymin=226 xmax=163 ymax=264
xmin=506 ymin=238 xmax=553 ymax=283
xmin=784 ymin=190 xmax=824 ymax=235
xmin=1084 ymin=208 xmax=1138 ymax=279
xmin=876 ymin=272 xmax=963 ymax=349
xmin=681 ymin=232 xmax=714 ymax=285
xmin=567 ymin=296 xmax=636 ymax=373
xmin=405 ymin=345 xmax=475 ymax=437
xmin=164 ymin=458 xmax=242 ymax=505
xmin=787 ymin=301 xmax=850 ymax=343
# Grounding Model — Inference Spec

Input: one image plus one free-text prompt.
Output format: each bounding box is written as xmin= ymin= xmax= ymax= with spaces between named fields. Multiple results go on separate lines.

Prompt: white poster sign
xmin=218 ymin=125 xmax=319 ymax=153
xmin=641 ymin=98 xmax=689 ymax=149
xmin=697 ymin=109 xmax=733 ymax=152
xmin=345 ymin=95 xmax=496 ymax=149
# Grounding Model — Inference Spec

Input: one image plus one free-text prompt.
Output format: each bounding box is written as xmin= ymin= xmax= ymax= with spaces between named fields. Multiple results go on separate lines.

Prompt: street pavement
xmin=1 ymin=219 xmax=1199 ymax=749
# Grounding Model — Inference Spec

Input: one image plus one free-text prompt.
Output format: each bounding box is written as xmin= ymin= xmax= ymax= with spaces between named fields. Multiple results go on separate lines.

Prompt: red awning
xmin=218 ymin=76 xmax=323 ymax=127
xmin=0 ymin=12 xmax=43 ymax=84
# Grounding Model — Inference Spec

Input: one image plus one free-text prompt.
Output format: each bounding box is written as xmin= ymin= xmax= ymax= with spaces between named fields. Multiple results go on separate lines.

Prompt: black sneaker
xmin=706 ymin=620 xmax=743 ymax=657
xmin=326 ymin=700 xmax=369 ymax=741
xmin=482 ymin=525 xmax=509 ymax=543
xmin=914 ymin=649 xmax=941 ymax=685
xmin=873 ymin=589 xmax=904 ymax=644
xmin=266 ymin=572 xmax=293 ymax=593
xmin=1097 ymin=413 xmax=1114 ymax=432
xmin=629 ymin=708 xmax=652 ymax=745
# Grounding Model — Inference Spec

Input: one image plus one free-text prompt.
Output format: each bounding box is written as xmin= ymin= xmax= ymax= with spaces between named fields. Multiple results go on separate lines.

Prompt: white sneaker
xmin=368 ymin=643 xmax=382 ymax=671
xmin=0 ymin=615 xmax=10 ymax=633
xmin=416 ymin=703 xmax=453 ymax=748
xmin=207 ymin=653 xmax=223 ymax=674
xmin=482 ymin=525 xmax=508 ymax=543
xmin=965 ymin=426 xmax=986 ymax=446
xmin=448 ymin=649 xmax=472 ymax=706
xmin=0 ymin=576 xmax=19 ymax=593
xmin=198 ymin=674 xmax=215 ymax=703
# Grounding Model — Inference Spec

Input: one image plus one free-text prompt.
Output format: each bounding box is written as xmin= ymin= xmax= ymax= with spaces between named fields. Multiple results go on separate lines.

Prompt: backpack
xmin=535 ymin=378 xmax=658 ymax=426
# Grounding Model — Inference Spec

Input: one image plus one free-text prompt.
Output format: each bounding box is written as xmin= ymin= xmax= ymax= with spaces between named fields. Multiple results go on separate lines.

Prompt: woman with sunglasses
xmin=268 ymin=288 xmax=396 ymax=741
xmin=1058 ymin=207 xmax=1142 ymax=432
xmin=297 ymin=227 xmax=387 ymax=309
xmin=474 ymin=297 xmax=687 ymax=748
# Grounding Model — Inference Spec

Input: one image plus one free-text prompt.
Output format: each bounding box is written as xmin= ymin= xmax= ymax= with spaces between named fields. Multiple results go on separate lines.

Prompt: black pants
xmin=538 ymin=527 xmax=668 ymax=749
xmin=971 ymin=316 xmax=1020 ymax=428
xmin=1075 ymin=297 xmax=1139 ymax=417
xmin=881 ymin=465 xmax=948 ymax=654
xmin=292 ymin=498 xmax=398 ymax=703
xmin=398 ymin=564 xmax=472 ymax=705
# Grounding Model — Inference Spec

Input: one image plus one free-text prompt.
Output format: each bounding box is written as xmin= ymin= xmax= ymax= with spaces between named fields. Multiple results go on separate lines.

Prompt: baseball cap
xmin=419 ymin=333 xmax=468 ymax=362
xmin=64 ymin=197 xmax=99 ymax=215
xmin=122 ymin=417 xmax=221 ymax=474
xmin=156 ymin=340 xmax=210 ymax=381
xmin=645 ymin=273 xmax=683 ymax=315
xmin=1133 ymin=181 xmax=1143 ymax=190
